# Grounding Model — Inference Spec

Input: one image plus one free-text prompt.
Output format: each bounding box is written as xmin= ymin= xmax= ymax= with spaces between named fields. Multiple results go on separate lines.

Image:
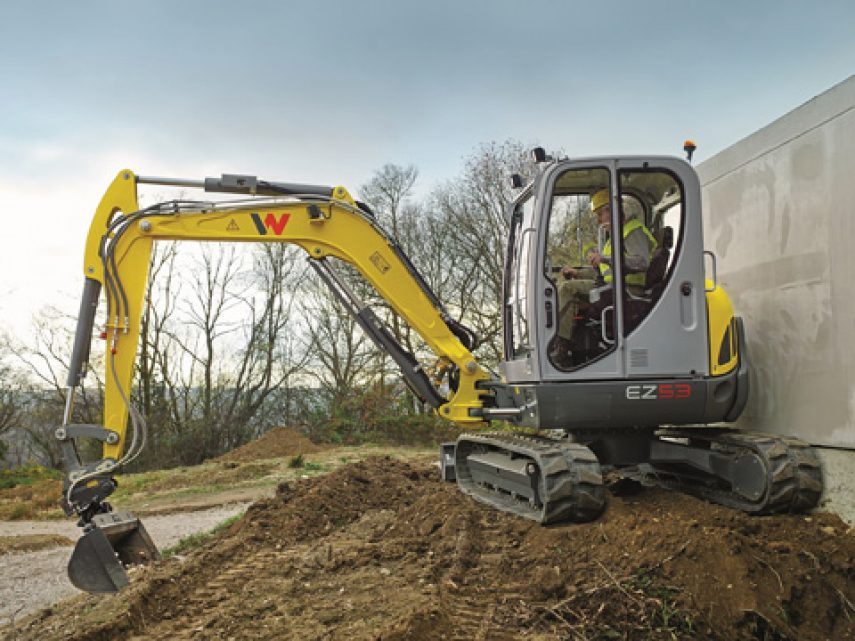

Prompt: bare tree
xmin=359 ymin=165 xmax=426 ymax=399
xmin=299 ymin=261 xmax=375 ymax=439
xmin=7 ymin=307 xmax=104 ymax=467
xmin=360 ymin=164 xmax=419 ymax=244
xmin=427 ymin=140 xmax=538 ymax=364
xmin=135 ymin=242 xmax=311 ymax=466
xmin=349 ymin=148 xmax=538 ymax=417
xmin=0 ymin=333 xmax=22 ymax=462
xmin=137 ymin=241 xmax=181 ymax=441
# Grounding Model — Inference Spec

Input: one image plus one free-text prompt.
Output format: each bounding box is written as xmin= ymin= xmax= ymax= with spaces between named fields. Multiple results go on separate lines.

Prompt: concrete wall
xmin=697 ymin=75 xmax=855 ymax=448
xmin=817 ymin=448 xmax=855 ymax=525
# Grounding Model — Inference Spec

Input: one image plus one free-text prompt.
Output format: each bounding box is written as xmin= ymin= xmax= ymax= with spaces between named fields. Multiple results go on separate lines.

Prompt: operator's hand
xmin=587 ymin=251 xmax=603 ymax=268
xmin=561 ymin=265 xmax=578 ymax=279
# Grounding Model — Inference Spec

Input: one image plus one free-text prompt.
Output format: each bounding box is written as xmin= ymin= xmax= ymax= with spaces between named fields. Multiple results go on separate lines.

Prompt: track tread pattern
xmin=657 ymin=429 xmax=823 ymax=515
xmin=455 ymin=432 xmax=605 ymax=524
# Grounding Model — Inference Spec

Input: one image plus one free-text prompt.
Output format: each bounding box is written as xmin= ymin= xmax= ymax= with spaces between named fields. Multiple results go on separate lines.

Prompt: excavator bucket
xmin=67 ymin=511 xmax=160 ymax=593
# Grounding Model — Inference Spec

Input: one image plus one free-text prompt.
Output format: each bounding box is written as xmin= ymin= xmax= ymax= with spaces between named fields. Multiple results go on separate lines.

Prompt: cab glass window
xmin=618 ymin=170 xmax=684 ymax=335
xmin=507 ymin=194 xmax=535 ymax=359
xmin=543 ymin=167 xmax=617 ymax=370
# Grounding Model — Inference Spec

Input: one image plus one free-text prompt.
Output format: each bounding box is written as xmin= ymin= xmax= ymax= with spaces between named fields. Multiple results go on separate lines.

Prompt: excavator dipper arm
xmin=60 ymin=169 xmax=491 ymax=592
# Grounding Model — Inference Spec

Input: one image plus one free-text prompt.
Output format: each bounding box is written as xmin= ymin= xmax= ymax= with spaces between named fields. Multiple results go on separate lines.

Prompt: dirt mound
xmin=217 ymin=427 xmax=325 ymax=463
xmin=10 ymin=458 xmax=855 ymax=641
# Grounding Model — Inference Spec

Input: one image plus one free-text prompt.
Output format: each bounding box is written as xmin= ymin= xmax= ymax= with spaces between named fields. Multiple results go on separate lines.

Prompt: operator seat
xmin=644 ymin=225 xmax=673 ymax=303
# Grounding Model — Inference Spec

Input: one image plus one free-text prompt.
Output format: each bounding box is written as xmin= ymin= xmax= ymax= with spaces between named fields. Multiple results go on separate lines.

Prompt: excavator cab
xmin=452 ymin=153 xmax=820 ymax=524
xmin=501 ymin=155 xmax=743 ymax=427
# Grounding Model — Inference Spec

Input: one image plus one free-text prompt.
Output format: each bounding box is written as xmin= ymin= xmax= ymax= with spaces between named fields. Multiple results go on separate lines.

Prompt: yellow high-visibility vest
xmin=599 ymin=219 xmax=657 ymax=286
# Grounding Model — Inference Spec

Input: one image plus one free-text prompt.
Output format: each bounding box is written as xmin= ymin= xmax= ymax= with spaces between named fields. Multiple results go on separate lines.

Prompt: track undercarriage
xmin=451 ymin=428 xmax=823 ymax=524
xmin=454 ymin=433 xmax=606 ymax=524
xmin=649 ymin=428 xmax=823 ymax=515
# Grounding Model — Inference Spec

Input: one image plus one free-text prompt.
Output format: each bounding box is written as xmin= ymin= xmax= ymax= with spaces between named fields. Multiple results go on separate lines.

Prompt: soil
xmin=7 ymin=458 xmax=855 ymax=641
xmin=0 ymin=504 xmax=250 ymax=628
xmin=216 ymin=427 xmax=326 ymax=463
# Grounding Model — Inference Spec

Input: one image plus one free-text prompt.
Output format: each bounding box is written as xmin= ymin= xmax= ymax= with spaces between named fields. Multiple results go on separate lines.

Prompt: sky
xmin=1 ymin=0 xmax=854 ymax=339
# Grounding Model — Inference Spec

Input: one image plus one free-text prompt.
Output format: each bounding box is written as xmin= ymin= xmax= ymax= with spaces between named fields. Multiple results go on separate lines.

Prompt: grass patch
xmin=287 ymin=454 xmax=325 ymax=473
xmin=114 ymin=468 xmax=176 ymax=495
xmin=0 ymin=465 xmax=62 ymax=489
xmin=162 ymin=512 xmax=244 ymax=558
xmin=6 ymin=503 xmax=33 ymax=520
xmin=0 ymin=444 xmax=437 ymax=521
xmin=0 ymin=466 xmax=63 ymax=520
xmin=113 ymin=461 xmax=278 ymax=499
xmin=627 ymin=572 xmax=696 ymax=634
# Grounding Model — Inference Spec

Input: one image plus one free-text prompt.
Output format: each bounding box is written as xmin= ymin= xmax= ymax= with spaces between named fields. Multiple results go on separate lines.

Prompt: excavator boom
xmin=60 ymin=169 xmax=493 ymax=592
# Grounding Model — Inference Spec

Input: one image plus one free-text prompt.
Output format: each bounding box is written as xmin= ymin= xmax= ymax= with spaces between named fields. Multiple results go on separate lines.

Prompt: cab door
xmin=535 ymin=157 xmax=710 ymax=382
xmin=616 ymin=158 xmax=709 ymax=378
xmin=536 ymin=160 xmax=624 ymax=380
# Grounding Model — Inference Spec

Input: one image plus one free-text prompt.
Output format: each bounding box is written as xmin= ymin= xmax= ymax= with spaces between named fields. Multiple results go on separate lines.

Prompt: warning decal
xmin=369 ymin=252 xmax=391 ymax=274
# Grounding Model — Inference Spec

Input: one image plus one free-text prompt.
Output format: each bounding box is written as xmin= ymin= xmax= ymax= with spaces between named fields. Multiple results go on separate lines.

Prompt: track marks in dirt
xmin=8 ymin=457 xmax=855 ymax=641
xmin=378 ymin=501 xmax=527 ymax=641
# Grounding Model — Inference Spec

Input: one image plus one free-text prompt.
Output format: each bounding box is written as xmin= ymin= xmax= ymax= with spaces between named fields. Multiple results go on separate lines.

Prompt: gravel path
xmin=0 ymin=502 xmax=250 ymax=626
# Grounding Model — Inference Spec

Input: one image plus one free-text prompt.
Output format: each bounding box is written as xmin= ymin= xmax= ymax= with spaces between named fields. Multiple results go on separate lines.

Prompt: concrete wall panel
xmin=698 ymin=75 xmax=855 ymax=447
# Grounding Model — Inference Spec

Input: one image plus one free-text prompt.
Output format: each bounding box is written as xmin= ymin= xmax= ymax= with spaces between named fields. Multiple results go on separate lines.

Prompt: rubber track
xmin=656 ymin=429 xmax=823 ymax=515
xmin=455 ymin=432 xmax=605 ymax=524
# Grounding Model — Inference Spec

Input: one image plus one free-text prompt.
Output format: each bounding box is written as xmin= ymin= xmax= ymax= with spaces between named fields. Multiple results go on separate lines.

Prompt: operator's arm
xmin=561 ymin=264 xmax=596 ymax=279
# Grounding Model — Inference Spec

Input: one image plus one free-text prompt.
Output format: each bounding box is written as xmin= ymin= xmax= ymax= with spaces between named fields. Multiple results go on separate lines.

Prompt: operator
xmin=551 ymin=188 xmax=656 ymax=367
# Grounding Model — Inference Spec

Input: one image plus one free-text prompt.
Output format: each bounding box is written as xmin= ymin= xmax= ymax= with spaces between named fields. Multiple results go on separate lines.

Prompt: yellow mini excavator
xmin=58 ymin=150 xmax=823 ymax=593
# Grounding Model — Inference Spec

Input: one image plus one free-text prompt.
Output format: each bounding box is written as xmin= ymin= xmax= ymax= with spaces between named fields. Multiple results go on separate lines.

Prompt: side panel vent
xmin=630 ymin=349 xmax=649 ymax=369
